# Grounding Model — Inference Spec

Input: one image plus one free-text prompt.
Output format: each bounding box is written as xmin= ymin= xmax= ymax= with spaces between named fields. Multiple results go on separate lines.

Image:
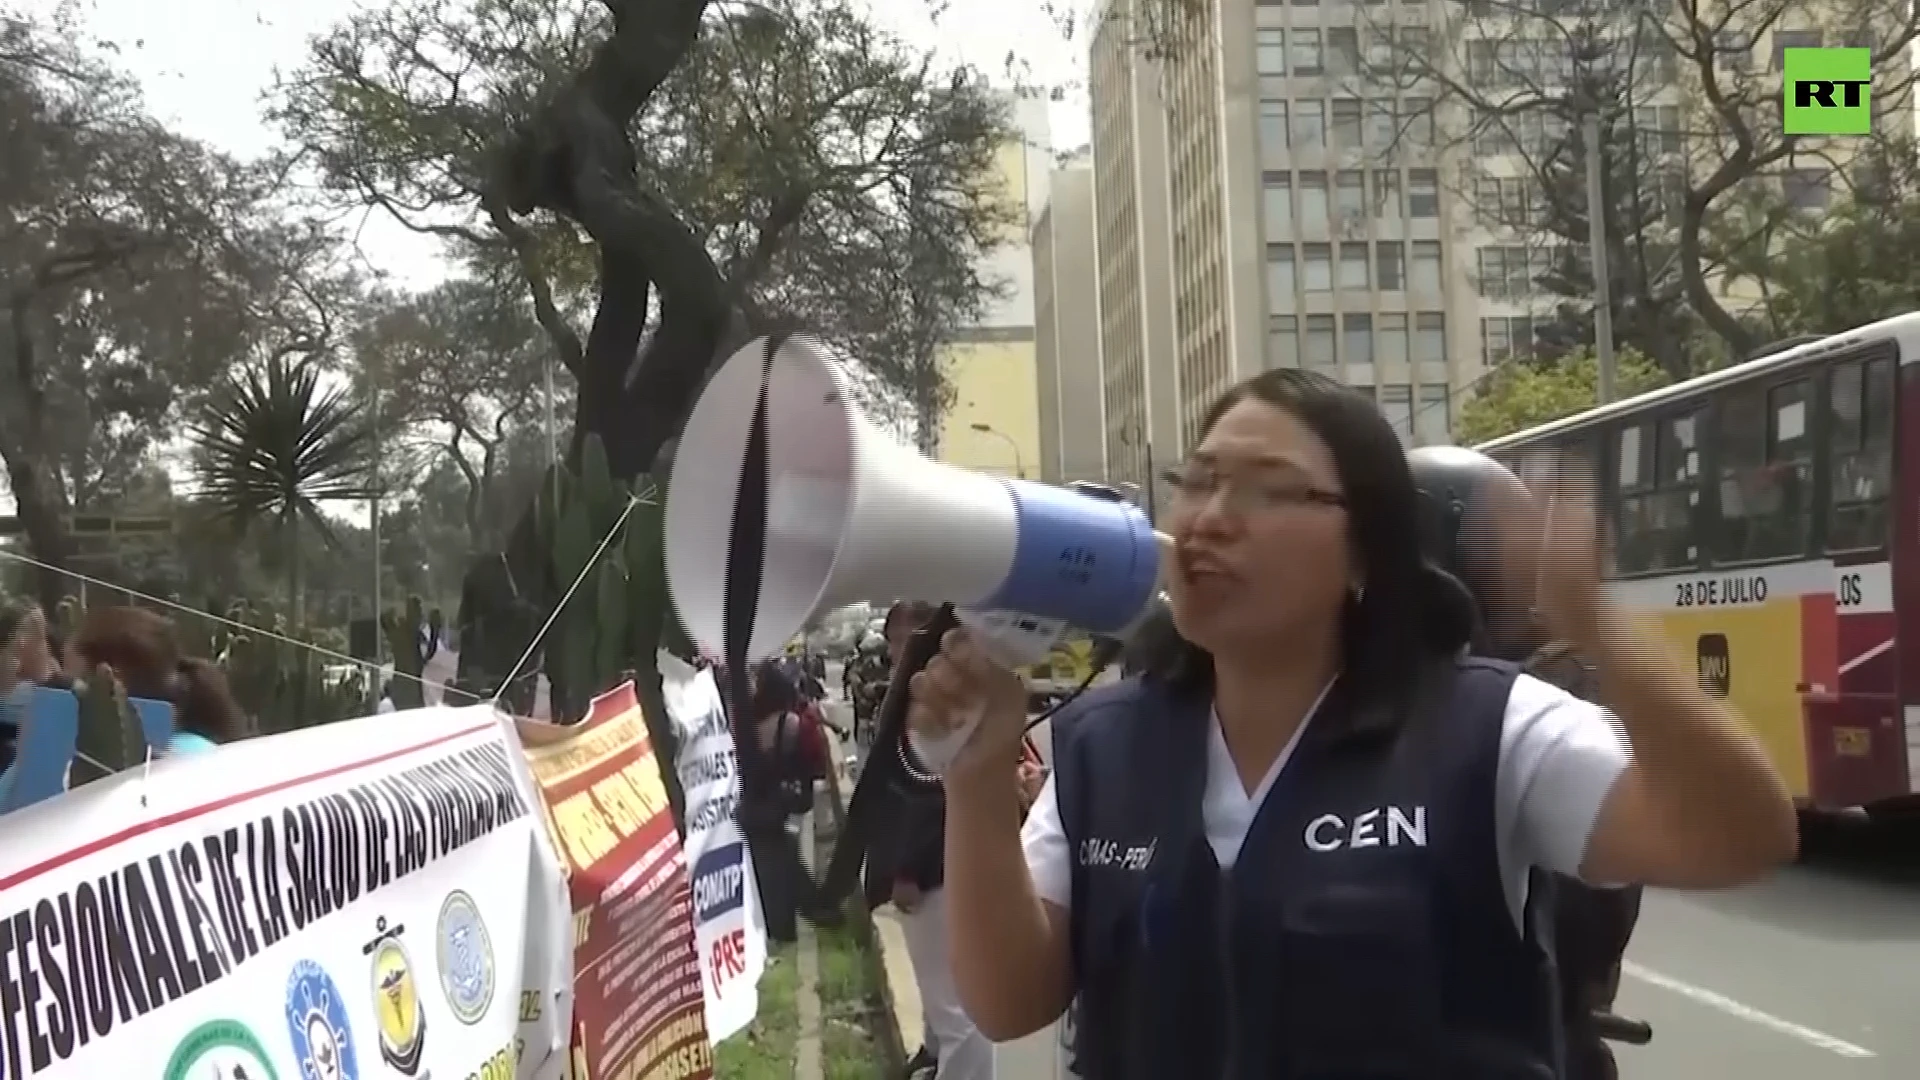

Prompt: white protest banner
xmin=0 ymin=702 xmax=572 ymax=1080
xmin=660 ymin=654 xmax=766 ymax=1043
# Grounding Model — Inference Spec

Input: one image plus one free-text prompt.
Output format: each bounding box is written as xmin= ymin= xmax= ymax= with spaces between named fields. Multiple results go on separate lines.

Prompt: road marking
xmin=1622 ymin=961 xmax=1875 ymax=1058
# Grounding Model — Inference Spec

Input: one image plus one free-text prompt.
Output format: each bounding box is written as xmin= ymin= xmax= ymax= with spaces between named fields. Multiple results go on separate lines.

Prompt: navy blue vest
xmin=1052 ymin=659 xmax=1560 ymax=1079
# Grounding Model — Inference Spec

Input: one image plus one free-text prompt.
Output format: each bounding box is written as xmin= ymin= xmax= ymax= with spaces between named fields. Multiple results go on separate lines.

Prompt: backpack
xmin=1522 ymin=642 xmax=1642 ymax=1035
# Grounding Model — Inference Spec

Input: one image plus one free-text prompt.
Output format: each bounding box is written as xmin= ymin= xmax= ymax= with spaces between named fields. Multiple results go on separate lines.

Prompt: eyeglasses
xmin=1161 ymin=465 xmax=1346 ymax=515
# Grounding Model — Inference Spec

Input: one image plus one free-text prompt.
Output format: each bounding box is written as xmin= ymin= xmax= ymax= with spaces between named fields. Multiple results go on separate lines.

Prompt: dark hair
xmin=883 ymin=600 xmax=936 ymax=643
xmin=750 ymin=659 xmax=801 ymax=720
xmin=71 ymin=607 xmax=247 ymax=744
xmin=1143 ymin=369 xmax=1474 ymax=733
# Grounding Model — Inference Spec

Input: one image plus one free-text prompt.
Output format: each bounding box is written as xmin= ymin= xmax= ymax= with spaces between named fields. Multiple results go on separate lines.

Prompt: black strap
xmin=721 ymin=334 xmax=783 ymax=819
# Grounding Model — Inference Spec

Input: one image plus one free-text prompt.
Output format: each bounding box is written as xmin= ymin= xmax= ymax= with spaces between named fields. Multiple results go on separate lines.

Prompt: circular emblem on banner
xmin=364 ymin=917 xmax=427 ymax=1075
xmin=436 ymin=890 xmax=496 ymax=1024
xmin=285 ymin=959 xmax=359 ymax=1080
xmin=165 ymin=1019 xmax=280 ymax=1080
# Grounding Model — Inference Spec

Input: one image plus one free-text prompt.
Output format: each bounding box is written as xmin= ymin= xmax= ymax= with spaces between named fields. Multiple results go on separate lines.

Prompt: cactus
xmin=70 ymin=666 xmax=144 ymax=783
xmin=521 ymin=435 xmax=676 ymax=723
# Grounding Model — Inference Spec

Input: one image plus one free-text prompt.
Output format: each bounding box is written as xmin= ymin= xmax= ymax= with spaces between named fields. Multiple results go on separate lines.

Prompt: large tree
xmin=356 ymin=276 xmax=563 ymax=553
xmin=1372 ymin=0 xmax=1920 ymax=367
xmin=0 ymin=17 xmax=359 ymax=610
xmin=274 ymin=0 xmax=1019 ymax=478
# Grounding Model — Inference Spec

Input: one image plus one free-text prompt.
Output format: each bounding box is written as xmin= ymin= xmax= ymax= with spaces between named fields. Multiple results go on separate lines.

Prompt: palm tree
xmin=190 ymin=356 xmax=376 ymax=627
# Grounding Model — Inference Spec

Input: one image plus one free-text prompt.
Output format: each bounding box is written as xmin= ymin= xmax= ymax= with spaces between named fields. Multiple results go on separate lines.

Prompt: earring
xmin=1350 ymin=583 xmax=1366 ymax=605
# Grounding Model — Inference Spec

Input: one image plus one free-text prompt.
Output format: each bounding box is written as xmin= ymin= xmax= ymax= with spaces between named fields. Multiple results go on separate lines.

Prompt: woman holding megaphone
xmin=906 ymin=368 xmax=1797 ymax=1078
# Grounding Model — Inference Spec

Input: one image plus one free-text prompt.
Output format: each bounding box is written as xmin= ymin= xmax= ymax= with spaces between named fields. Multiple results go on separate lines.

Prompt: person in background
xmin=873 ymin=599 xmax=994 ymax=1080
xmin=64 ymin=606 xmax=247 ymax=753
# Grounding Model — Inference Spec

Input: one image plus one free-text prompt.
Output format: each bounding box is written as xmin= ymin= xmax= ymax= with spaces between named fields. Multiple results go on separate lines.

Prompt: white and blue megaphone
xmin=663 ymin=334 xmax=1166 ymax=668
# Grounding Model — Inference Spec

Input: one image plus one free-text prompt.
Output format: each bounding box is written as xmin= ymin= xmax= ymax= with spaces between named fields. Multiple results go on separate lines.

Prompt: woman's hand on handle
xmin=905 ymin=627 xmax=1029 ymax=786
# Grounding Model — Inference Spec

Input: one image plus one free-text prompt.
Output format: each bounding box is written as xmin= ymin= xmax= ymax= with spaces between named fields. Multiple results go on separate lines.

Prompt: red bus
xmin=1477 ymin=313 xmax=1919 ymax=815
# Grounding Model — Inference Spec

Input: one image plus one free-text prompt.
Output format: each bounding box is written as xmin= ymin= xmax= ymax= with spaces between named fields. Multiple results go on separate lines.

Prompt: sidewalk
xmin=826 ymin=680 xmax=1066 ymax=1080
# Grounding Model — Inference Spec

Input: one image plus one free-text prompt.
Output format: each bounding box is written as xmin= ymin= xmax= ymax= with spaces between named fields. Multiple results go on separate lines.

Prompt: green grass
xmin=817 ymin=915 xmax=885 ymax=1080
xmin=714 ymin=941 xmax=801 ymax=1080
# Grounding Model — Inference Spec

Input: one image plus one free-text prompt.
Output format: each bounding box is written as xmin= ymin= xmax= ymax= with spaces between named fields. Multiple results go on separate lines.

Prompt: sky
xmin=15 ymin=0 xmax=1095 ymax=290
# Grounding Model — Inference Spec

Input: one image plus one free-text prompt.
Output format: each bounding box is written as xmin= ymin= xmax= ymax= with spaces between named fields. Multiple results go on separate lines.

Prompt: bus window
xmin=1620 ymin=411 xmax=1701 ymax=573
xmin=1715 ymin=379 xmax=1813 ymax=562
xmin=1827 ymin=355 xmax=1894 ymax=551
xmin=1613 ymin=420 xmax=1652 ymax=572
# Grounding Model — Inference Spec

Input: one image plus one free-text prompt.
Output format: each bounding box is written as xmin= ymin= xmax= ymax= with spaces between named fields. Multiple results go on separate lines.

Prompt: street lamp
xmin=969 ymin=422 xmax=1025 ymax=478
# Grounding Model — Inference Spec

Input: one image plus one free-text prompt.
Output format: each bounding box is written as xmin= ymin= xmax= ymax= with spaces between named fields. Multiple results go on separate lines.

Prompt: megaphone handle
xmin=810 ymin=603 xmax=959 ymax=903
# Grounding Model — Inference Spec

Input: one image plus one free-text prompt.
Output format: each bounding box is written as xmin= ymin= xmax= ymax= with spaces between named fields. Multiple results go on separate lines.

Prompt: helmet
xmin=1406 ymin=445 xmax=1533 ymax=660
xmin=858 ymin=631 xmax=886 ymax=654
xmin=1406 ymin=446 xmax=1523 ymax=591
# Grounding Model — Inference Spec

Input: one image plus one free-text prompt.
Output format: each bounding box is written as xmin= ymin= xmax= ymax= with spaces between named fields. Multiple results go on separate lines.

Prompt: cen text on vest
xmin=1303 ymin=805 xmax=1428 ymax=851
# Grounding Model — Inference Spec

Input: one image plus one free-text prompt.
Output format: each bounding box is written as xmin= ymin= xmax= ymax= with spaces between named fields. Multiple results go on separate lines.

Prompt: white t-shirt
xmin=1020 ymin=673 xmax=1630 ymax=930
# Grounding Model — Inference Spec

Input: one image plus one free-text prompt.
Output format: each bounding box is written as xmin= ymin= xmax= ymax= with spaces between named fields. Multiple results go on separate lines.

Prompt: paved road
xmin=994 ymin=722 xmax=1920 ymax=1079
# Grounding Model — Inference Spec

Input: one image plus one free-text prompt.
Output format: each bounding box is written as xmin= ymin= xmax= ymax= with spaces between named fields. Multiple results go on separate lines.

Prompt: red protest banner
xmin=520 ymin=682 xmax=712 ymax=1080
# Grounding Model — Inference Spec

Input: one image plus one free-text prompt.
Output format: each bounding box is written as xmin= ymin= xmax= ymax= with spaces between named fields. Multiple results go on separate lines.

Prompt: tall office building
xmin=1089 ymin=0 xmax=1469 ymax=454
xmin=1090 ymin=0 xmax=1185 ymax=511
xmin=1032 ymin=157 xmax=1108 ymax=486
xmin=1089 ymin=0 xmax=1913 ymax=458
xmin=937 ymin=90 xmax=1055 ymax=480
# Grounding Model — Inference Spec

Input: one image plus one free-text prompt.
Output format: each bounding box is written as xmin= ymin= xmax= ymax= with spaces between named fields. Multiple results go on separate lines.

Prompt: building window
xmin=1616 ymin=412 xmax=1700 ymax=574
xmin=1380 ymin=384 xmax=1414 ymax=442
xmin=1784 ymin=169 xmax=1830 ymax=211
xmin=1335 ymin=171 xmax=1366 ymax=222
xmin=1414 ymin=385 xmax=1450 ymax=445
xmin=1266 ymin=244 xmax=1297 ymax=309
xmin=1475 ymin=245 xmax=1534 ymax=298
xmin=1303 ymin=243 xmax=1333 ymax=291
xmin=1715 ymin=380 xmax=1813 ymax=562
xmin=1413 ymin=312 xmax=1446 ymax=363
xmin=1366 ymin=100 xmax=1396 ymax=149
xmin=1332 ymin=98 xmax=1363 ymax=146
xmin=1294 ymin=100 xmax=1326 ymax=148
xmin=1633 ymin=105 xmax=1684 ymax=157
xmin=1299 ymin=171 xmax=1329 ymax=226
xmin=1480 ymin=315 xmax=1535 ymax=363
xmin=1305 ymin=315 xmax=1337 ymax=368
xmin=1293 ymin=29 xmax=1324 ymax=74
xmin=1260 ymin=100 xmax=1289 ymax=148
xmin=1263 ymin=172 xmax=1293 ymax=237
xmin=1337 ymin=243 xmax=1370 ymax=289
xmin=1473 ymin=176 xmax=1533 ymax=228
xmin=1269 ymin=315 xmax=1301 ymax=368
xmin=1771 ymin=29 xmax=1822 ymax=70
xmin=1409 ymin=241 xmax=1443 ymax=292
xmin=1344 ymin=313 xmax=1375 ymax=364
xmin=1401 ymin=98 xmax=1433 ymax=143
xmin=1378 ymin=312 xmax=1408 ymax=363
xmin=1372 ymin=170 xmax=1401 ymax=217
xmin=1328 ymin=28 xmax=1360 ymax=75
xmin=1407 ymin=169 xmax=1439 ymax=216
xmin=1376 ymin=241 xmax=1405 ymax=289
xmin=1828 ymin=355 xmax=1894 ymax=551
xmin=1257 ymin=28 xmax=1287 ymax=75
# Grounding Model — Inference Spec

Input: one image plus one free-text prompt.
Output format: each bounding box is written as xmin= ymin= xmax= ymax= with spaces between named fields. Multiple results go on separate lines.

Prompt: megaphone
xmin=664 ymin=333 xmax=1164 ymax=660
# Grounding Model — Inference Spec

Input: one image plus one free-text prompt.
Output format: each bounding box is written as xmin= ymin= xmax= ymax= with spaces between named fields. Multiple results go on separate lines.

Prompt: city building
xmin=1089 ymin=0 xmax=1185 ymax=512
xmin=936 ymin=90 xmax=1054 ymax=480
xmin=1085 ymin=0 xmax=1912 ymax=454
xmin=1032 ymin=156 xmax=1109 ymax=486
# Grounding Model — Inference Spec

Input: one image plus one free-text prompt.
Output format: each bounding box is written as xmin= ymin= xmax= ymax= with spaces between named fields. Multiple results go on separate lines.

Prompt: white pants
xmin=898 ymin=887 xmax=995 ymax=1080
